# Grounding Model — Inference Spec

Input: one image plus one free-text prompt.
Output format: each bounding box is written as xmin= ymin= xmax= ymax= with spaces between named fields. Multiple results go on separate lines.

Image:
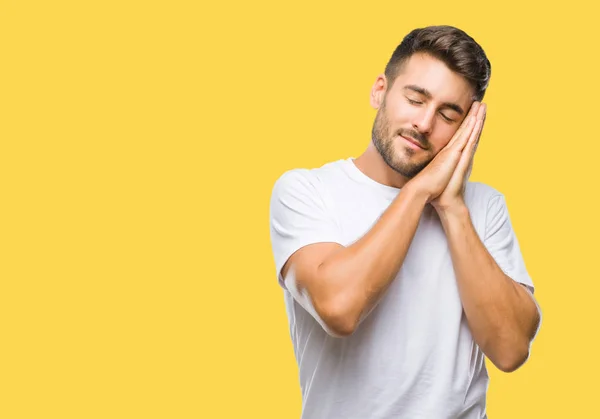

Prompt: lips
xmin=399 ymin=135 xmax=426 ymax=150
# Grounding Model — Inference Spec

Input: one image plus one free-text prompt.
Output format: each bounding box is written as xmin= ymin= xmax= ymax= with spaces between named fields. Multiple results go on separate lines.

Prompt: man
xmin=269 ymin=25 xmax=541 ymax=418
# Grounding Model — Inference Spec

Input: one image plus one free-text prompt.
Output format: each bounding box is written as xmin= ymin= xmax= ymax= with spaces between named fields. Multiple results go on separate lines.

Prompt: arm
xmin=273 ymin=106 xmax=481 ymax=337
xmin=437 ymin=204 xmax=541 ymax=372
xmin=280 ymin=184 xmax=428 ymax=337
xmin=431 ymin=103 xmax=541 ymax=372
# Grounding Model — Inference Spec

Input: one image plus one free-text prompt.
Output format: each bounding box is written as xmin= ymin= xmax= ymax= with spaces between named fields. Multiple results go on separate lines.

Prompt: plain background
xmin=1 ymin=0 xmax=598 ymax=417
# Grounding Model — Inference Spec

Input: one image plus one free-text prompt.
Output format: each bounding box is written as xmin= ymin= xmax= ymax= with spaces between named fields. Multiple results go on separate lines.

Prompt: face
xmin=371 ymin=53 xmax=475 ymax=178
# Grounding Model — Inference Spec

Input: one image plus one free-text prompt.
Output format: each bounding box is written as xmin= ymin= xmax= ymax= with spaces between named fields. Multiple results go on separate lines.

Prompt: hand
xmin=406 ymin=102 xmax=483 ymax=203
xmin=431 ymin=103 xmax=487 ymax=213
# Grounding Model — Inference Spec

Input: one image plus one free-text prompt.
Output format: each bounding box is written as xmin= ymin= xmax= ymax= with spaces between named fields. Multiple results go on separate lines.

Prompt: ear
xmin=370 ymin=74 xmax=388 ymax=109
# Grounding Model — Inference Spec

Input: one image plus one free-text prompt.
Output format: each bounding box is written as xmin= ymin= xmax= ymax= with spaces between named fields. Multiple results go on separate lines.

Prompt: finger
xmin=446 ymin=102 xmax=481 ymax=150
xmin=461 ymin=123 xmax=482 ymax=192
xmin=464 ymin=119 xmax=483 ymax=165
xmin=449 ymin=107 xmax=485 ymax=192
xmin=473 ymin=105 xmax=487 ymax=151
xmin=453 ymin=116 xmax=477 ymax=151
xmin=453 ymin=119 xmax=483 ymax=180
xmin=467 ymin=101 xmax=481 ymax=118
xmin=434 ymin=117 xmax=477 ymax=184
xmin=468 ymin=101 xmax=482 ymax=122
xmin=448 ymin=102 xmax=479 ymax=146
xmin=476 ymin=103 xmax=486 ymax=121
xmin=465 ymin=116 xmax=481 ymax=172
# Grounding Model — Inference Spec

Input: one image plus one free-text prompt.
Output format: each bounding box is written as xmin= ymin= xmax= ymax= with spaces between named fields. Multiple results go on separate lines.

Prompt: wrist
xmin=436 ymin=203 xmax=473 ymax=240
xmin=434 ymin=200 xmax=469 ymax=222
xmin=402 ymin=181 xmax=432 ymax=206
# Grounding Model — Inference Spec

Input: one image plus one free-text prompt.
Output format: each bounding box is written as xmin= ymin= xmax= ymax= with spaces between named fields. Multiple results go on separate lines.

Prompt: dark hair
xmin=384 ymin=25 xmax=491 ymax=101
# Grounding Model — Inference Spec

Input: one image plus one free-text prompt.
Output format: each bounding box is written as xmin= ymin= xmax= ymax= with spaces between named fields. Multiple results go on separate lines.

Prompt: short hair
xmin=384 ymin=25 xmax=492 ymax=101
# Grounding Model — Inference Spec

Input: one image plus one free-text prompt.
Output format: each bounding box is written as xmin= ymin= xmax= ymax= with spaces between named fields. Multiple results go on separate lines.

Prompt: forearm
xmin=438 ymin=205 xmax=540 ymax=372
xmin=315 ymin=184 xmax=429 ymax=333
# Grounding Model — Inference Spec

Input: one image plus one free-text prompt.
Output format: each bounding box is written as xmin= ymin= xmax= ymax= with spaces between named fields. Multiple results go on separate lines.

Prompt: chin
xmin=393 ymin=147 xmax=421 ymax=165
xmin=392 ymin=154 xmax=431 ymax=178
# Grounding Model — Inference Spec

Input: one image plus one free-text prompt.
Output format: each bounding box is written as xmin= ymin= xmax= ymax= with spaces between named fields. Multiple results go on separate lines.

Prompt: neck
xmin=353 ymin=142 xmax=411 ymax=189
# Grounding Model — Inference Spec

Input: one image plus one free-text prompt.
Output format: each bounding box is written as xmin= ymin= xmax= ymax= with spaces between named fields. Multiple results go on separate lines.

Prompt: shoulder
xmin=270 ymin=168 xmax=322 ymax=205
xmin=271 ymin=159 xmax=349 ymax=199
xmin=465 ymin=181 xmax=505 ymax=209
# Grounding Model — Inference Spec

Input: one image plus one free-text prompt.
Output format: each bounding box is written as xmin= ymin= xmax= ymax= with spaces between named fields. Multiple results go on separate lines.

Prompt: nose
xmin=412 ymin=107 xmax=435 ymax=136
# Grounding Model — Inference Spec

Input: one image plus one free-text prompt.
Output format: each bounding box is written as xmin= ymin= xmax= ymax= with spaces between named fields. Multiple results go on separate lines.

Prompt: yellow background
xmin=1 ymin=0 xmax=597 ymax=417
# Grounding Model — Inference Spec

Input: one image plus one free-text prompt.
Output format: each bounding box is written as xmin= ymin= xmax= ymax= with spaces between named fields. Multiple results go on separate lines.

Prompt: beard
xmin=371 ymin=100 xmax=435 ymax=179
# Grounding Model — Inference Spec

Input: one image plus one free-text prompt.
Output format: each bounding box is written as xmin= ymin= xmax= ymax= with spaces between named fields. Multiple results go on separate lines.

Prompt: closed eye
xmin=440 ymin=112 xmax=455 ymax=123
xmin=406 ymin=97 xmax=423 ymax=105
xmin=407 ymin=95 xmax=456 ymax=123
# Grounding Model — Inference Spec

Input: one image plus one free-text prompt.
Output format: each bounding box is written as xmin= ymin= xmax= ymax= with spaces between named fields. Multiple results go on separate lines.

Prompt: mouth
xmin=399 ymin=135 xmax=427 ymax=150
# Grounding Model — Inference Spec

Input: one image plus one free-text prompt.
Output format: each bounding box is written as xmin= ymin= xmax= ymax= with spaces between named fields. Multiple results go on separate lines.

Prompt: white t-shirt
xmin=269 ymin=157 xmax=534 ymax=419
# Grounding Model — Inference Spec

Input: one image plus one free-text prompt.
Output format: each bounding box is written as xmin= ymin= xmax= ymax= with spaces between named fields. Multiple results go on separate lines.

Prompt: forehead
xmin=391 ymin=53 xmax=474 ymax=107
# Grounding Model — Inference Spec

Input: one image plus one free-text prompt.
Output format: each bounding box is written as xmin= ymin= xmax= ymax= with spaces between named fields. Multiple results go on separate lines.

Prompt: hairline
xmin=385 ymin=51 xmax=481 ymax=102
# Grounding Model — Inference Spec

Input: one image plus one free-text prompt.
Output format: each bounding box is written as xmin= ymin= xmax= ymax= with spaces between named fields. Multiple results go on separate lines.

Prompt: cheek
xmin=392 ymin=101 xmax=416 ymax=121
xmin=428 ymin=133 xmax=453 ymax=154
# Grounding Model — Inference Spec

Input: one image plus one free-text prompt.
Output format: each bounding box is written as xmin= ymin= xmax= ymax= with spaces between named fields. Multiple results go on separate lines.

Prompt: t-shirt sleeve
xmin=484 ymin=194 xmax=534 ymax=293
xmin=269 ymin=169 xmax=344 ymax=289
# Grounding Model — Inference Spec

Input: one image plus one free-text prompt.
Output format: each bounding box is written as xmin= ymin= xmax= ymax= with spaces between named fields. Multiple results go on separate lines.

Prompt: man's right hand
xmin=407 ymin=101 xmax=483 ymax=202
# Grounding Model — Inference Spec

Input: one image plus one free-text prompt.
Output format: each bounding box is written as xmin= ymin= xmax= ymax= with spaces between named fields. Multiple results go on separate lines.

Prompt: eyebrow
xmin=403 ymin=84 xmax=465 ymax=115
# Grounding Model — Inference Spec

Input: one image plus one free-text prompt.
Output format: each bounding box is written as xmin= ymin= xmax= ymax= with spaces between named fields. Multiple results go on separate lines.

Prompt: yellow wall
xmin=2 ymin=1 xmax=596 ymax=417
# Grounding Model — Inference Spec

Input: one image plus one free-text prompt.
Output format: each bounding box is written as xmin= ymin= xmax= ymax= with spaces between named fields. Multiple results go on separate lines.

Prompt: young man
xmin=269 ymin=25 xmax=541 ymax=418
